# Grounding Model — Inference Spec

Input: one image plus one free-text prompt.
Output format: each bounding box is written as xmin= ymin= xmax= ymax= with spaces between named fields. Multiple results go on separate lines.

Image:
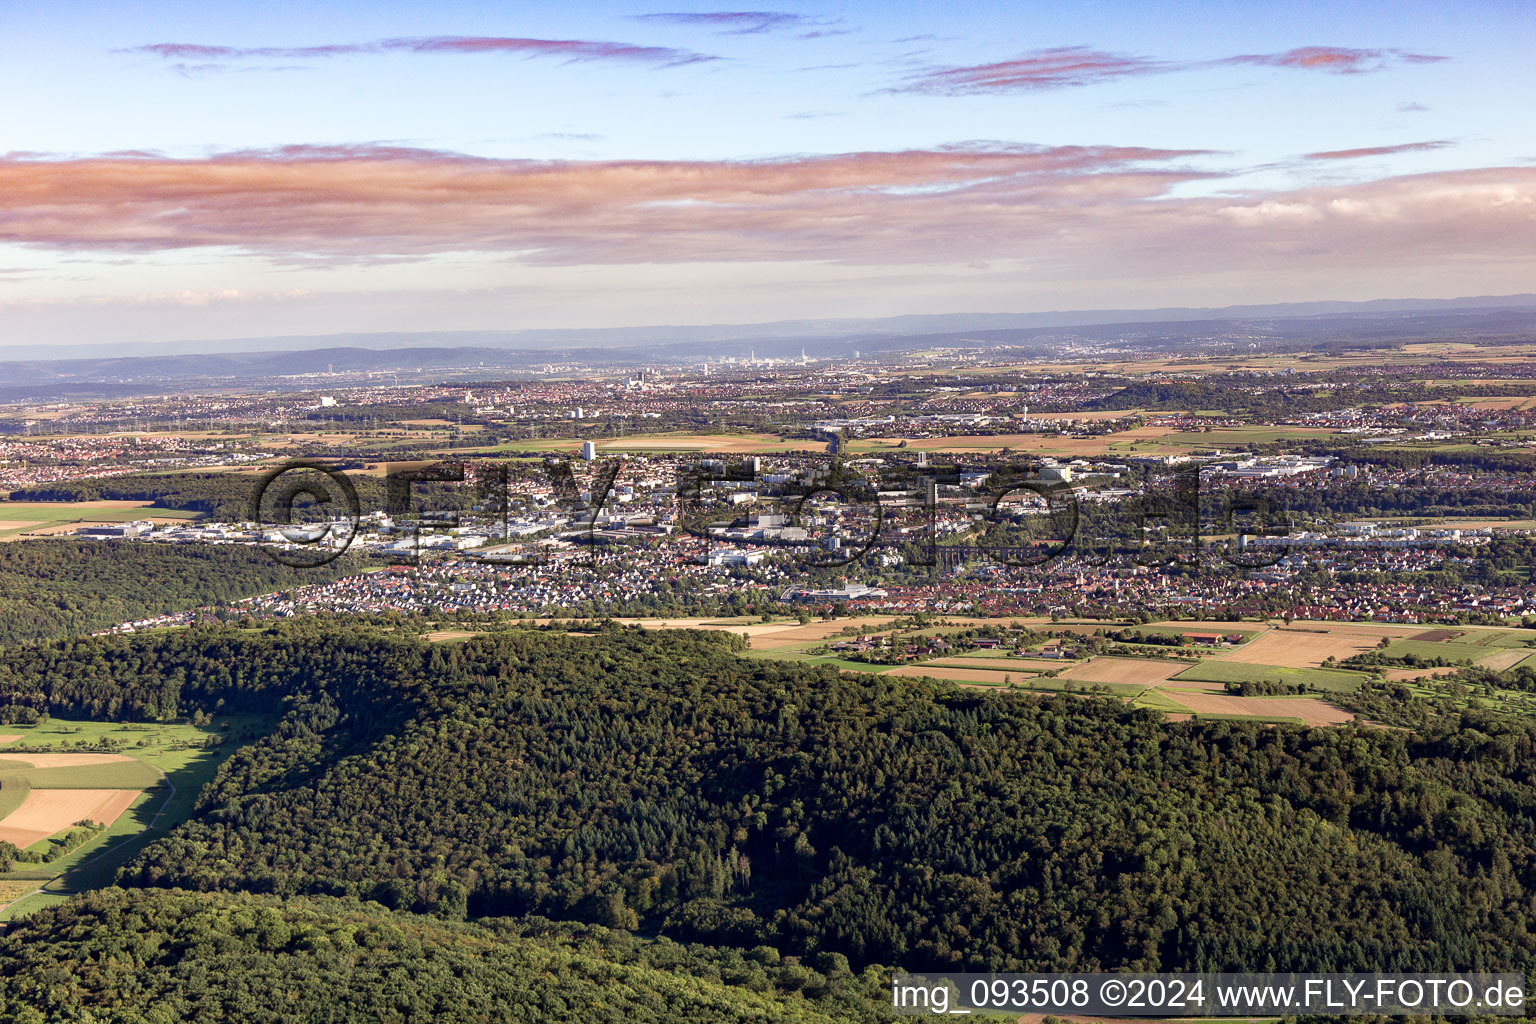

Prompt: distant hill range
xmin=1 ymin=293 xmax=1533 ymax=400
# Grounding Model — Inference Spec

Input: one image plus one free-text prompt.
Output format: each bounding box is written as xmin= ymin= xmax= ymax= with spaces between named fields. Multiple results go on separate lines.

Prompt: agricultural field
xmin=1356 ymin=627 xmax=1536 ymax=671
xmin=1461 ymin=629 xmax=1536 ymax=648
xmin=918 ymin=648 xmax=1017 ymax=660
xmin=1382 ymin=666 xmax=1462 ymax=683
xmin=1128 ymin=690 xmax=1197 ymax=714
xmin=1057 ymin=656 xmax=1189 ymax=686
xmin=918 ymin=656 xmax=1043 ymax=672
xmin=1159 ymin=693 xmax=1355 ymax=725
xmin=0 ymin=753 xmax=162 ymax=791
xmin=1450 ymin=395 xmax=1536 ymax=410
xmin=423 ymin=615 xmax=1453 ymax=727
xmin=0 ymin=789 xmax=139 ymax=848
xmin=985 ymin=409 xmax=1138 ymax=421
xmin=746 ymin=650 xmax=892 ymax=673
xmin=887 ymin=662 xmax=1137 ymax=694
xmin=421 ymin=615 xmax=896 ymax=650
xmin=461 ymin=432 xmax=822 ymax=456
xmin=0 ymin=715 xmax=267 ymax=920
xmin=1124 ymin=623 xmax=1263 ymax=642
xmin=1377 ymin=638 xmax=1509 ymax=664
xmin=1171 ymin=660 xmax=1369 ymax=693
xmin=887 ymin=664 xmax=1015 ymax=685
xmin=599 ymin=433 xmax=824 ymax=453
xmin=852 ymin=424 xmax=1343 ymax=458
xmin=629 ymin=616 xmax=902 ymax=651
xmin=1050 ymin=645 xmax=1365 ymax=724
xmin=1434 ymin=631 xmax=1536 ymax=670
xmin=1164 ymin=425 xmax=1346 ymax=446
xmin=853 ymin=428 xmax=1178 ymax=457
xmin=1220 ymin=627 xmax=1384 ymax=668
xmin=732 ymin=620 xmax=899 ymax=650
xmin=0 ymin=500 xmax=202 ymax=540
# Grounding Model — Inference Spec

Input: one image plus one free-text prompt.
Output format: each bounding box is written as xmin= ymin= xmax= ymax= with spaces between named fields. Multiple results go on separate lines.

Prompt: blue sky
xmin=1 ymin=1 xmax=1532 ymax=347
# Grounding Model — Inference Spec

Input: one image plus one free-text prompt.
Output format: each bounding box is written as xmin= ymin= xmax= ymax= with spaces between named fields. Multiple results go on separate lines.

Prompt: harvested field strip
xmin=0 ymin=789 xmax=140 ymax=848
xmin=1476 ymin=649 xmax=1533 ymax=671
xmin=614 ymin=617 xmax=900 ymax=650
xmin=1057 ymin=656 xmax=1188 ymax=686
xmin=1172 ymin=661 xmax=1367 ymax=692
xmin=0 ymin=754 xmax=132 ymax=769
xmin=920 ymin=658 xmax=1042 ymax=672
xmin=1169 ymin=693 xmax=1354 ymax=725
xmin=1382 ymin=667 xmax=1461 ymax=682
xmin=1219 ymin=630 xmax=1378 ymax=668
xmin=1466 ymin=631 xmax=1534 ymax=648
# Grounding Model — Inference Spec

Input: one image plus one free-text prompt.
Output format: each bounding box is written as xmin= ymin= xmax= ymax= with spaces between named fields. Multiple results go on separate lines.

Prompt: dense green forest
xmin=8 ymin=472 xmax=279 ymax=520
xmin=0 ymin=888 xmax=883 ymax=1023
xmin=0 ymin=541 xmax=363 ymax=646
xmin=1 ymin=622 xmax=1533 ymax=978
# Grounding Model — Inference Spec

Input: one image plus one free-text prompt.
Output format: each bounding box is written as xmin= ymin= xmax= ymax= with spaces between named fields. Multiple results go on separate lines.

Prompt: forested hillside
xmin=0 ymin=888 xmax=883 ymax=1023
xmin=1 ymin=622 xmax=1533 ymax=977
xmin=8 ymin=472 xmax=277 ymax=520
xmin=0 ymin=541 xmax=363 ymax=646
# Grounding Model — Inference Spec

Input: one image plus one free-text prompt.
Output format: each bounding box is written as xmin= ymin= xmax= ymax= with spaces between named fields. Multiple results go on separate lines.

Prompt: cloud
xmin=893 ymin=47 xmax=1172 ymax=94
xmin=630 ymin=11 xmax=808 ymax=34
xmin=1220 ymin=46 xmax=1447 ymax=74
xmin=891 ymin=44 xmax=1448 ymax=94
xmin=123 ymin=36 xmax=718 ymax=69
xmin=0 ymin=143 xmax=1213 ymax=264
xmin=164 ymin=62 xmax=312 ymax=77
xmin=1304 ymin=140 xmax=1454 ymax=160
xmin=632 ymin=11 xmax=848 ymax=41
xmin=130 ymin=43 xmax=354 ymax=60
xmin=1 ymin=145 xmax=1530 ymax=296
xmin=7 ymin=148 xmax=1536 ymax=346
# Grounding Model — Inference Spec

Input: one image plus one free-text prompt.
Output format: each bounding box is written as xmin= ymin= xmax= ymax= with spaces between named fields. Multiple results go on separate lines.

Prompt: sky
xmin=1 ymin=0 xmax=1533 ymax=349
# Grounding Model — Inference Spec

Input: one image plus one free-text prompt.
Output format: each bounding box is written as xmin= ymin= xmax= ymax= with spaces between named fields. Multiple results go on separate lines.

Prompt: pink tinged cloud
xmin=1219 ymin=46 xmax=1448 ymax=73
xmin=125 ymin=36 xmax=718 ymax=68
xmin=894 ymin=45 xmax=1448 ymax=94
xmin=630 ymin=11 xmax=809 ymax=34
xmin=0 ymin=146 xmax=1531 ymax=282
xmin=893 ymin=47 xmax=1172 ymax=94
xmin=1304 ymin=140 xmax=1454 ymax=160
